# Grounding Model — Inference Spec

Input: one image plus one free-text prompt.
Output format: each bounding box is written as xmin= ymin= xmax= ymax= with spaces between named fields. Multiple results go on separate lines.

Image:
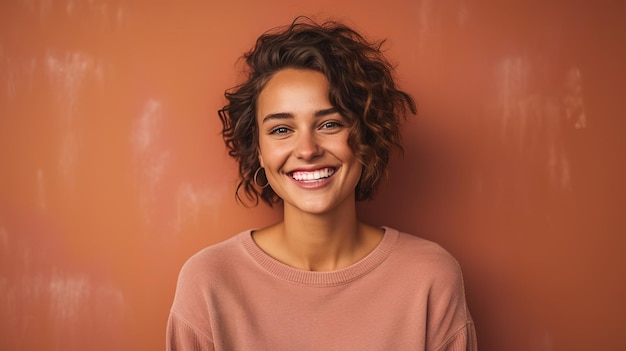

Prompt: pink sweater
xmin=167 ymin=227 xmax=476 ymax=350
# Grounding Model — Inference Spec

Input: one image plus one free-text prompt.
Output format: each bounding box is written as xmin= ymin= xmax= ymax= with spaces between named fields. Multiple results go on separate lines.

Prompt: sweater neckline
xmin=239 ymin=227 xmax=398 ymax=287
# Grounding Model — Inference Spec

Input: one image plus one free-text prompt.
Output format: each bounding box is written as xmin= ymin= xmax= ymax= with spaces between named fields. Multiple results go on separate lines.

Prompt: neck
xmin=274 ymin=200 xmax=379 ymax=271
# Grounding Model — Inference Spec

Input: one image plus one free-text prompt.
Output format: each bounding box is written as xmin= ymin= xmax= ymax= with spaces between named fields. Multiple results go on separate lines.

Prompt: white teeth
xmin=291 ymin=168 xmax=335 ymax=181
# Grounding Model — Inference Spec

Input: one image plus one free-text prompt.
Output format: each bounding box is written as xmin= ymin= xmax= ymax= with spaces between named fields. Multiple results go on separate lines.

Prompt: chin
xmin=285 ymin=199 xmax=335 ymax=216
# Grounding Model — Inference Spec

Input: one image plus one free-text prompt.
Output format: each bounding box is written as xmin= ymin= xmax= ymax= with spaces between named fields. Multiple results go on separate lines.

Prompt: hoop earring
xmin=253 ymin=167 xmax=269 ymax=188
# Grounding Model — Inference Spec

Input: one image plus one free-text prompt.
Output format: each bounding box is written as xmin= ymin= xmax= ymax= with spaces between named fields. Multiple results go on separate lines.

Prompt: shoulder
xmin=174 ymin=231 xmax=248 ymax=291
xmin=170 ymin=231 xmax=250 ymax=318
xmin=386 ymin=228 xmax=465 ymax=289
xmin=392 ymin=229 xmax=461 ymax=269
xmin=386 ymin=229 xmax=473 ymax=336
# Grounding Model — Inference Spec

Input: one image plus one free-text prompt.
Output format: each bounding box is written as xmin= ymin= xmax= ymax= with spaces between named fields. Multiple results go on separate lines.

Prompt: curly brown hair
xmin=219 ymin=17 xmax=416 ymax=206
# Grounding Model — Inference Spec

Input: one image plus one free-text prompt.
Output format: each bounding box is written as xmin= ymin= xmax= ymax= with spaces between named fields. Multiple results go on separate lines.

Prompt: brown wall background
xmin=1 ymin=0 xmax=625 ymax=350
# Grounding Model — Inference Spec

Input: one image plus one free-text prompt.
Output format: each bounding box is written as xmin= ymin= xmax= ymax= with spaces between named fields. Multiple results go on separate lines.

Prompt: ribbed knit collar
xmin=239 ymin=227 xmax=398 ymax=287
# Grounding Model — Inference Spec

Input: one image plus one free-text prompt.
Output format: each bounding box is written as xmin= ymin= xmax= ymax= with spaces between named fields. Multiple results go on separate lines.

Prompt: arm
xmin=166 ymin=250 xmax=216 ymax=351
xmin=166 ymin=310 xmax=214 ymax=351
xmin=436 ymin=320 xmax=477 ymax=351
xmin=425 ymin=247 xmax=477 ymax=351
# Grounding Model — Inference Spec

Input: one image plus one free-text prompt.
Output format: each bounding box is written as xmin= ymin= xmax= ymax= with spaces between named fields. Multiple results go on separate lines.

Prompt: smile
xmin=289 ymin=167 xmax=336 ymax=182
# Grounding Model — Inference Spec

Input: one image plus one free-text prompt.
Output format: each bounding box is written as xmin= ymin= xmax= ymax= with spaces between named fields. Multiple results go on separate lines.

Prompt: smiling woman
xmin=166 ymin=17 xmax=477 ymax=351
xmin=256 ymin=69 xmax=363 ymax=217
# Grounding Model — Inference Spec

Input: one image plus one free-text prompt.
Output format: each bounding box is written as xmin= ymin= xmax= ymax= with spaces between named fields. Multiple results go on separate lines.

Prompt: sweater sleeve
xmin=421 ymin=239 xmax=477 ymax=351
xmin=166 ymin=309 xmax=215 ymax=351
xmin=166 ymin=246 xmax=217 ymax=351
xmin=437 ymin=320 xmax=478 ymax=351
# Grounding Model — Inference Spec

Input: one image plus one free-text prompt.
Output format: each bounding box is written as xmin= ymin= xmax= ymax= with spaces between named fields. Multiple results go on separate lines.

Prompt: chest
xmin=209 ymin=277 xmax=429 ymax=350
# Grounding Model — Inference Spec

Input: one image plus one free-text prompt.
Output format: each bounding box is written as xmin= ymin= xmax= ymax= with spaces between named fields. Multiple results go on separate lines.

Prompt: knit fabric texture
xmin=167 ymin=227 xmax=477 ymax=350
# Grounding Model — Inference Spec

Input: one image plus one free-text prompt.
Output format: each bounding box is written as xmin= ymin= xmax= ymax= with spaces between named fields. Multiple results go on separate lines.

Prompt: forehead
xmin=257 ymin=69 xmax=330 ymax=113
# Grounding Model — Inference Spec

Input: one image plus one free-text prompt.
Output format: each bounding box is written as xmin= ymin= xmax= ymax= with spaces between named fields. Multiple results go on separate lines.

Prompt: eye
xmin=320 ymin=121 xmax=343 ymax=130
xmin=269 ymin=126 xmax=291 ymax=135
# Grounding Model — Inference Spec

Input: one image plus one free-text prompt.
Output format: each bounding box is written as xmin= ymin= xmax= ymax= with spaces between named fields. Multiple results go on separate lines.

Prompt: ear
xmin=257 ymin=149 xmax=265 ymax=168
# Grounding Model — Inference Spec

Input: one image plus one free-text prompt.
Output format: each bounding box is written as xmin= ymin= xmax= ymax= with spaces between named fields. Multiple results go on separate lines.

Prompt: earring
xmin=253 ymin=167 xmax=270 ymax=188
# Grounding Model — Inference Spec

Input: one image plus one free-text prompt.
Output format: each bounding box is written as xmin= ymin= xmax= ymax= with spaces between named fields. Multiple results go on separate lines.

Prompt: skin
xmin=253 ymin=68 xmax=383 ymax=272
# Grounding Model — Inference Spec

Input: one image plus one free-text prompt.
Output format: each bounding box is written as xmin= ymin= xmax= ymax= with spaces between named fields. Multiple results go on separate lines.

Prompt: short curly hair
xmin=219 ymin=17 xmax=416 ymax=206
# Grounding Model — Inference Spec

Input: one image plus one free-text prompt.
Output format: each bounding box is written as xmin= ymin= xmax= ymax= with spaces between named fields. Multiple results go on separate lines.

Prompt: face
xmin=256 ymin=68 xmax=362 ymax=216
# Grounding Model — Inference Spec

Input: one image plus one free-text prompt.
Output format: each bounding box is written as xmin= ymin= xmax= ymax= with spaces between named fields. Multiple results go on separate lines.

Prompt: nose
xmin=294 ymin=131 xmax=322 ymax=160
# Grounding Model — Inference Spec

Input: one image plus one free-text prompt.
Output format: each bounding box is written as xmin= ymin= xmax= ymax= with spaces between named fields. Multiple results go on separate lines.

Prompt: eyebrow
xmin=261 ymin=107 xmax=339 ymax=123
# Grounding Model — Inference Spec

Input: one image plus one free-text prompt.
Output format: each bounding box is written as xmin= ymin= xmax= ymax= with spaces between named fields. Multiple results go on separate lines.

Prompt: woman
xmin=167 ymin=17 xmax=477 ymax=350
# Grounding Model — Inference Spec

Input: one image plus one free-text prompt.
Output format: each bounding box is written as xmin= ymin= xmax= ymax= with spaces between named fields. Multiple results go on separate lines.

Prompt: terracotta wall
xmin=1 ymin=0 xmax=624 ymax=350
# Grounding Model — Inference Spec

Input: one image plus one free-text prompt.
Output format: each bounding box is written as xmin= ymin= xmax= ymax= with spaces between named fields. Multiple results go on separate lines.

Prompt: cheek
xmin=331 ymin=137 xmax=359 ymax=162
xmin=258 ymin=144 xmax=287 ymax=170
